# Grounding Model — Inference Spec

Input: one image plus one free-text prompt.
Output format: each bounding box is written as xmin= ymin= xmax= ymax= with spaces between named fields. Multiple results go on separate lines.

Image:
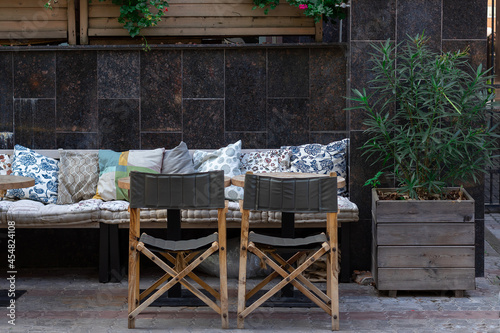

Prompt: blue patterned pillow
xmin=281 ymin=138 xmax=349 ymax=194
xmin=7 ymin=145 xmax=59 ymax=204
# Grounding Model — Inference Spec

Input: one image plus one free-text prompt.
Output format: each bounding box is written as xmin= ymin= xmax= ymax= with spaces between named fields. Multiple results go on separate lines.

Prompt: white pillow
xmin=7 ymin=145 xmax=59 ymax=204
xmin=193 ymin=140 xmax=243 ymax=200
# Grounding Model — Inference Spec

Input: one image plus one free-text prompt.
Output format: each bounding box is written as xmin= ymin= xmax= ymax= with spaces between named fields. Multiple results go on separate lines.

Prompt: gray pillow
xmin=162 ymin=141 xmax=196 ymax=174
xmin=57 ymin=150 xmax=99 ymax=204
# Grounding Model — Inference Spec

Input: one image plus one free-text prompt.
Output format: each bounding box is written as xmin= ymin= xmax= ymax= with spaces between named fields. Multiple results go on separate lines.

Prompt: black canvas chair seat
xmin=237 ymin=172 xmax=340 ymax=331
xmin=128 ymin=171 xmax=229 ymax=329
xmin=140 ymin=233 xmax=218 ymax=252
xmin=249 ymin=231 xmax=327 ymax=248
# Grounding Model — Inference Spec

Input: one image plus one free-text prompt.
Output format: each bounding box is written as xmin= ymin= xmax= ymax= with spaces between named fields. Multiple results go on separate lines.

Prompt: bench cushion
xmin=6 ymin=199 xmax=101 ymax=227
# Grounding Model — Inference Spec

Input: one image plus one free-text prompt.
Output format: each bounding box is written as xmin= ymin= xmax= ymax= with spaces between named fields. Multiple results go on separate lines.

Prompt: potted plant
xmin=348 ymin=33 xmax=498 ymax=296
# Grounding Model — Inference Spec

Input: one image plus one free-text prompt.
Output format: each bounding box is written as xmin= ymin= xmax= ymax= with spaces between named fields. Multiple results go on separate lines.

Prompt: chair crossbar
xmin=245 ymin=251 xmax=304 ymax=301
xmin=268 ymin=251 xmax=331 ymax=304
xmin=130 ymin=242 xmax=220 ymax=319
xmin=241 ymin=241 xmax=330 ymax=318
xmin=161 ymin=252 xmax=221 ymax=300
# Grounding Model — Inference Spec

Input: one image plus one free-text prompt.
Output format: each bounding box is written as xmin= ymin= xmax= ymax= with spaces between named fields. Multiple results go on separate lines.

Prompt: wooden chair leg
xmin=218 ymin=206 xmax=229 ymax=329
xmin=128 ymin=208 xmax=141 ymax=329
xmin=237 ymin=209 xmax=250 ymax=329
xmin=327 ymin=212 xmax=340 ymax=331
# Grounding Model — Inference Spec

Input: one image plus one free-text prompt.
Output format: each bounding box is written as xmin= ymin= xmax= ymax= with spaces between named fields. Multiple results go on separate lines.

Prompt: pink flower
xmin=299 ymin=4 xmax=308 ymax=9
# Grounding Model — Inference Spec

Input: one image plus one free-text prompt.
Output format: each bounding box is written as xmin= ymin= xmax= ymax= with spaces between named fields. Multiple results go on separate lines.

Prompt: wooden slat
xmin=373 ymin=188 xmax=475 ymax=223
xmin=377 ymin=223 xmax=475 ymax=246
xmin=377 ymin=268 xmax=476 ymax=291
xmin=0 ymin=0 xmax=68 ymax=7
xmin=89 ymin=16 xmax=315 ymax=29
xmin=0 ymin=31 xmax=67 ymax=39
xmin=89 ymin=26 xmax=315 ymax=37
xmin=377 ymin=246 xmax=475 ymax=268
xmin=0 ymin=8 xmax=68 ymax=21
xmin=0 ymin=21 xmax=67 ymax=32
xmin=89 ymin=4 xmax=305 ymax=18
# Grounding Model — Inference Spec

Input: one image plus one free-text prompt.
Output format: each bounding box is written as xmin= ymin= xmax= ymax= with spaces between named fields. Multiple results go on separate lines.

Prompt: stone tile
xmin=397 ymin=0 xmax=442 ymax=51
xmin=183 ymin=99 xmax=224 ymax=149
xmin=56 ymin=133 xmax=99 ymax=149
xmin=14 ymin=99 xmax=56 ymax=149
xmin=97 ymin=99 xmax=140 ymax=150
xmin=310 ymin=47 xmax=347 ymax=131
xmin=183 ymin=50 xmax=224 ymax=98
xmin=323 ymin=18 xmax=349 ymax=43
xmin=140 ymin=132 xmax=183 ymax=150
xmin=225 ymin=49 xmax=266 ymax=131
xmin=56 ymin=51 xmax=98 ymax=132
xmin=224 ymin=132 xmax=267 ymax=149
xmin=351 ymin=0 xmax=396 ymax=41
xmin=349 ymin=42 xmax=376 ymax=130
xmin=268 ymin=48 xmax=309 ymax=98
xmin=140 ymin=50 xmax=182 ymax=132
xmin=309 ymin=132 xmax=348 ymax=144
xmin=443 ymin=0 xmax=487 ymax=40
xmin=442 ymin=40 xmax=488 ymax=72
xmin=267 ymin=98 xmax=309 ymax=148
xmin=0 ymin=53 xmax=13 ymax=132
xmin=97 ymin=51 xmax=140 ymax=99
xmin=13 ymin=51 xmax=55 ymax=98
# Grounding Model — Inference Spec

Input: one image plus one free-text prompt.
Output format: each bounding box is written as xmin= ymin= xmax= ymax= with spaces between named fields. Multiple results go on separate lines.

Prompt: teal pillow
xmin=94 ymin=148 xmax=164 ymax=201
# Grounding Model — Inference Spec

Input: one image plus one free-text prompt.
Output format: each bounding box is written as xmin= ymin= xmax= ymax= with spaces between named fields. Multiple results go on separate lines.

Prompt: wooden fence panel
xmin=0 ymin=0 xmax=75 ymax=44
xmin=82 ymin=0 xmax=321 ymax=43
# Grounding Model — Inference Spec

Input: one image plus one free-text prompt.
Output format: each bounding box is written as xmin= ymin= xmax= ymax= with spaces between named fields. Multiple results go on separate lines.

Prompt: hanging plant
xmin=45 ymin=0 xmax=169 ymax=38
xmin=253 ymin=0 xmax=349 ymax=23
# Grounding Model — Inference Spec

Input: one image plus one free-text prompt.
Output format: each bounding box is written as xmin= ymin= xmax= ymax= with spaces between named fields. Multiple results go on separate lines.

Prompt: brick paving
xmin=1 ymin=216 xmax=500 ymax=333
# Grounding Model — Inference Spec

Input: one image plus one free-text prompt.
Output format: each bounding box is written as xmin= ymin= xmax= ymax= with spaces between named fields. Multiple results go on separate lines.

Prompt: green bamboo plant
xmin=348 ymin=33 xmax=499 ymax=200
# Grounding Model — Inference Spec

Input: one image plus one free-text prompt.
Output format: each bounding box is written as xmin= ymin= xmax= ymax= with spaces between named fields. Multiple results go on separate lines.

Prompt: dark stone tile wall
xmin=348 ymin=0 xmax=488 ymax=277
xmin=0 ymin=0 xmax=488 ymax=275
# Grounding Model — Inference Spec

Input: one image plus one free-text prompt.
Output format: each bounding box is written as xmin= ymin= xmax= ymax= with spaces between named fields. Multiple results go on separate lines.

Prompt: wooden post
xmin=67 ymin=0 xmax=76 ymax=45
xmin=315 ymin=17 xmax=323 ymax=42
xmin=80 ymin=0 xmax=89 ymax=44
xmin=237 ymin=208 xmax=250 ymax=329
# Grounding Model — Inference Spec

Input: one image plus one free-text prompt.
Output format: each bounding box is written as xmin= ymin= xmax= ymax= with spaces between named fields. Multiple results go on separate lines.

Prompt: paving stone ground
xmin=1 ymin=215 xmax=500 ymax=333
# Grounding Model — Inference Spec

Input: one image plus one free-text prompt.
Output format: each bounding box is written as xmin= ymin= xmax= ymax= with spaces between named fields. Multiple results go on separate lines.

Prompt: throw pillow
xmin=240 ymin=149 xmax=291 ymax=173
xmin=7 ymin=145 xmax=59 ymax=204
xmin=162 ymin=141 xmax=196 ymax=174
xmin=281 ymin=138 xmax=349 ymax=193
xmin=94 ymin=148 xmax=164 ymax=201
xmin=57 ymin=150 xmax=99 ymax=205
xmin=193 ymin=140 xmax=243 ymax=200
xmin=0 ymin=154 xmax=13 ymax=175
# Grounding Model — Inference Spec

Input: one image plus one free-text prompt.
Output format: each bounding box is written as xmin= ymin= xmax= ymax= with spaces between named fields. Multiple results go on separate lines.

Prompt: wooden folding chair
xmin=237 ymin=172 xmax=340 ymax=330
xmin=127 ymin=171 xmax=228 ymax=329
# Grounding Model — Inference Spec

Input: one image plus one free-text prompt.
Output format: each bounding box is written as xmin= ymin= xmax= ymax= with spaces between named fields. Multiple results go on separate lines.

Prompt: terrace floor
xmin=1 ymin=214 xmax=500 ymax=333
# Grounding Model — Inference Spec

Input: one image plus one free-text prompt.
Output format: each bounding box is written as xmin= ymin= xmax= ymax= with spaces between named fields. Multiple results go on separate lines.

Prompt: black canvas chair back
xmin=127 ymin=171 xmax=229 ymax=329
xmin=237 ymin=172 xmax=340 ymax=330
xmin=242 ymin=173 xmax=338 ymax=213
xmin=130 ymin=171 xmax=225 ymax=210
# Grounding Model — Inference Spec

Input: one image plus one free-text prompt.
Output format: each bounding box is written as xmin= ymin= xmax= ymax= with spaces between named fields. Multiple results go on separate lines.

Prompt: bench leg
xmin=99 ymin=223 xmax=110 ymax=283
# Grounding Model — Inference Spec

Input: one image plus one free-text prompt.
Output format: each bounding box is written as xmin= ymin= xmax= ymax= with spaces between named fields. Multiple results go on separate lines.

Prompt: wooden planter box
xmin=80 ymin=0 xmax=322 ymax=44
xmin=371 ymin=188 xmax=476 ymax=297
xmin=0 ymin=0 xmax=76 ymax=44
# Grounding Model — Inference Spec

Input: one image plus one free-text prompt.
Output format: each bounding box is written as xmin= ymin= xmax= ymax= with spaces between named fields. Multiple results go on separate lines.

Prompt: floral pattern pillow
xmin=240 ymin=150 xmax=291 ymax=173
xmin=0 ymin=154 xmax=13 ymax=175
xmin=281 ymin=138 xmax=349 ymax=194
xmin=7 ymin=145 xmax=59 ymax=204
xmin=193 ymin=140 xmax=243 ymax=200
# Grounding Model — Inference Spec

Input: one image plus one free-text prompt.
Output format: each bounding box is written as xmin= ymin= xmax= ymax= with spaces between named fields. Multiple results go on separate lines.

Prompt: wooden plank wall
xmin=81 ymin=0 xmax=321 ymax=43
xmin=0 ymin=0 xmax=75 ymax=44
